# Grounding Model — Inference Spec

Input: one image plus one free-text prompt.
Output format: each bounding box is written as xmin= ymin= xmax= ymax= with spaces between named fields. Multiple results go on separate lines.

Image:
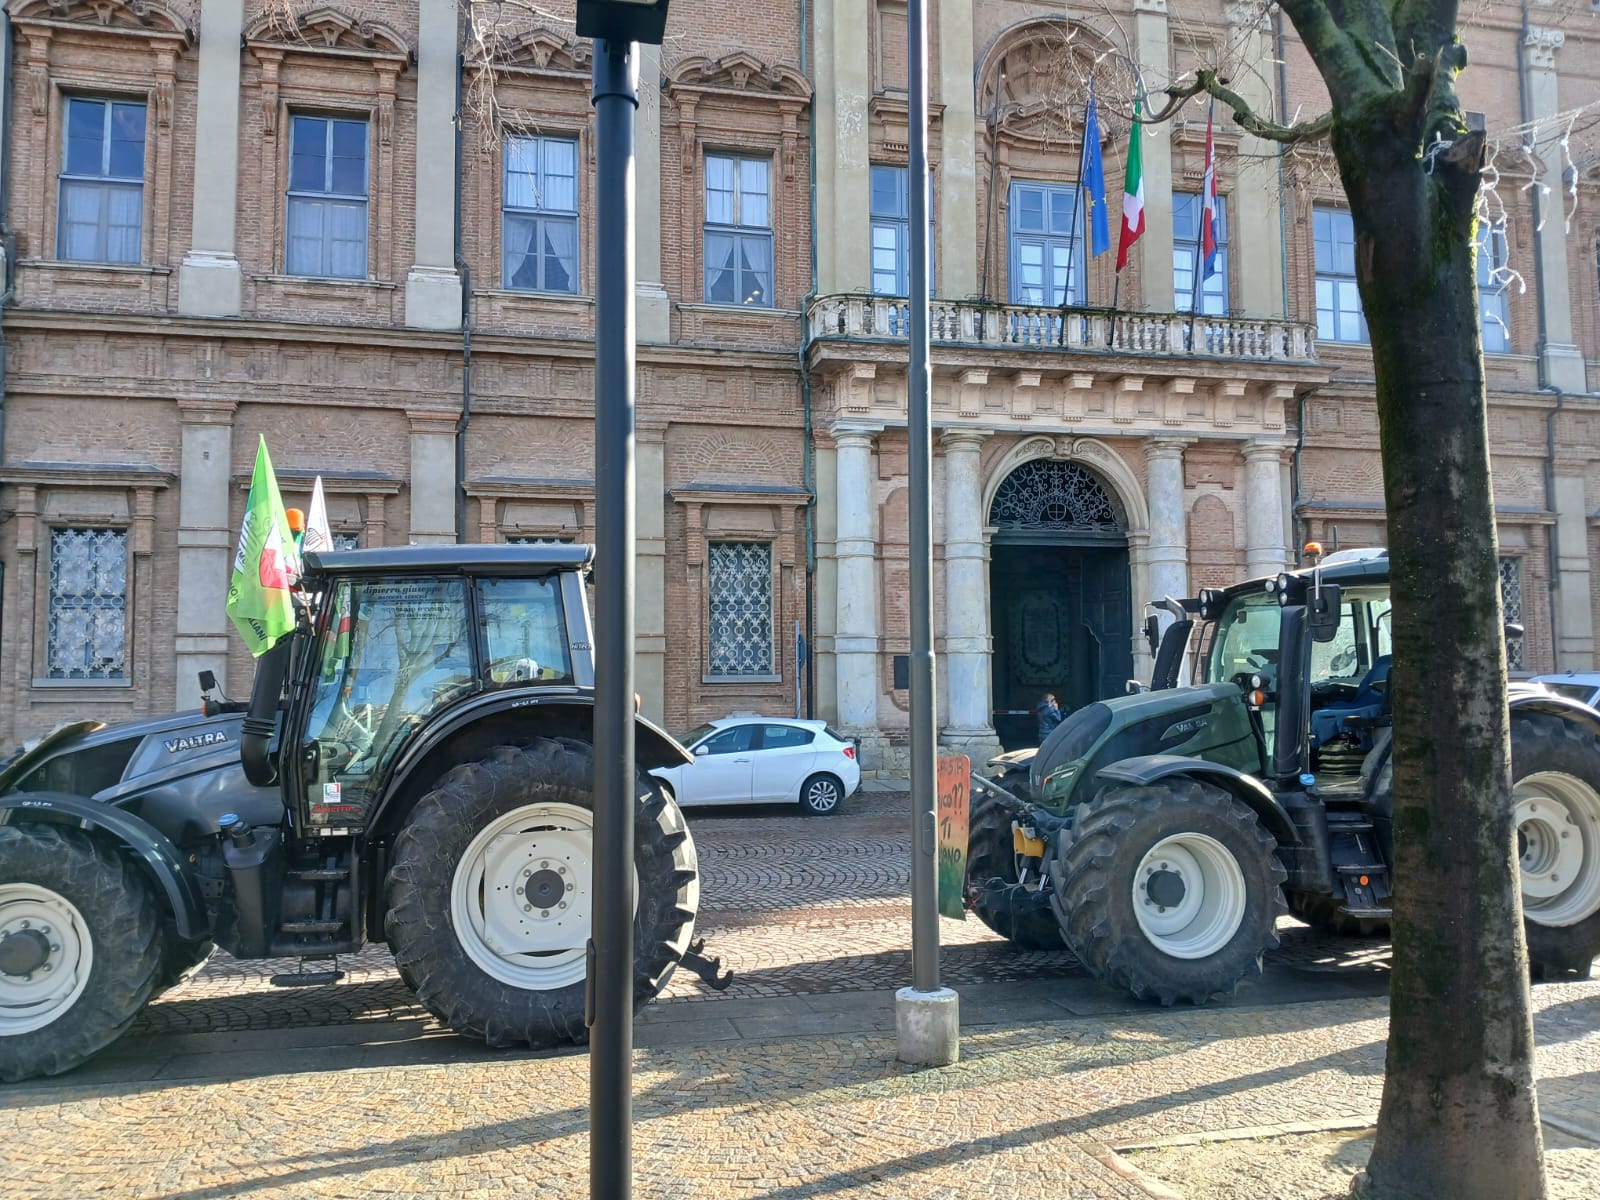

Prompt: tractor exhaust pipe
xmin=240 ymin=640 xmax=292 ymax=788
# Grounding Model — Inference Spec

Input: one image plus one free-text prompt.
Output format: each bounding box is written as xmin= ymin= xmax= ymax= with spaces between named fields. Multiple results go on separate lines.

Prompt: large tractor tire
xmin=154 ymin=936 xmax=216 ymax=996
xmin=1511 ymin=713 xmax=1600 ymax=979
xmin=965 ymin=793 xmax=1063 ymax=950
xmin=384 ymin=738 xmax=699 ymax=1048
xmin=1049 ymin=777 xmax=1286 ymax=1005
xmin=0 ymin=825 xmax=165 ymax=1082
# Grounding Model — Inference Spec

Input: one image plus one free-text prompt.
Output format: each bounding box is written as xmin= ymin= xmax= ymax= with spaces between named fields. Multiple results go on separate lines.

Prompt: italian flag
xmin=1116 ymin=96 xmax=1146 ymax=272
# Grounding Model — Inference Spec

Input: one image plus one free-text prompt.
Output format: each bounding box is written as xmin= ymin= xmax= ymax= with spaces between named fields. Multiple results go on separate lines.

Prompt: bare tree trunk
xmin=1332 ymin=108 xmax=1546 ymax=1200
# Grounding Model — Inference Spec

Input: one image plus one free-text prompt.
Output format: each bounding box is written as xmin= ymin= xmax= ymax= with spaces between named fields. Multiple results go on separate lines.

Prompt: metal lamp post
xmin=575 ymin=1 xmax=669 ymax=1197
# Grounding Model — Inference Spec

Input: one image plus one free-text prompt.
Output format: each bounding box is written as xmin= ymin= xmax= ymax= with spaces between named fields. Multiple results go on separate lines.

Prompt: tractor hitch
xmin=679 ymin=937 xmax=734 ymax=991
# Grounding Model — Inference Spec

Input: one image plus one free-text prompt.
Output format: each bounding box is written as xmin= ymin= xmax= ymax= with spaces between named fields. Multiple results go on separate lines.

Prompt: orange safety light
xmin=1303 ymin=540 xmax=1323 ymax=559
xmin=285 ymin=507 xmax=306 ymax=535
xmin=1359 ymin=875 xmax=1371 ymax=886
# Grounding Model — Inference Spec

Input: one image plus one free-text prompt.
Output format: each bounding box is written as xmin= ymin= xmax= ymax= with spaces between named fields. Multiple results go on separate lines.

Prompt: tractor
xmin=0 ymin=543 xmax=717 ymax=1082
xmin=966 ymin=547 xmax=1600 ymax=1003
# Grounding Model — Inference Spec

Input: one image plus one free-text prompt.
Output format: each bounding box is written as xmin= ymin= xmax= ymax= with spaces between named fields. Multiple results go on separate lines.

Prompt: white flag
xmin=303 ymin=475 xmax=334 ymax=556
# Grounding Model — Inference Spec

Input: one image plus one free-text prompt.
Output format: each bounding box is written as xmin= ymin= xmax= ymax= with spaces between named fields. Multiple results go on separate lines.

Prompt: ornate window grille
xmin=48 ymin=528 xmax=128 ymax=680
xmin=333 ymin=532 xmax=361 ymax=551
xmin=988 ymin=459 xmax=1124 ymax=533
xmin=708 ymin=542 xmax=774 ymax=677
xmin=1499 ymin=556 xmax=1524 ymax=670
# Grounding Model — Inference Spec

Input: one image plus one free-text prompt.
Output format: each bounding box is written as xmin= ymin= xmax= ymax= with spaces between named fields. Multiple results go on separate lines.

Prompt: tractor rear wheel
xmin=0 ymin=825 xmax=164 ymax=1082
xmin=1512 ymin=714 xmax=1600 ymax=979
xmin=964 ymin=793 xmax=1062 ymax=950
xmin=384 ymin=738 xmax=698 ymax=1048
xmin=1049 ymin=777 xmax=1286 ymax=1005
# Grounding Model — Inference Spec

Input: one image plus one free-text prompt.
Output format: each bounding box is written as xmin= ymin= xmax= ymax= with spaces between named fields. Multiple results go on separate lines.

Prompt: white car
xmin=651 ymin=717 xmax=861 ymax=814
xmin=1532 ymin=672 xmax=1600 ymax=710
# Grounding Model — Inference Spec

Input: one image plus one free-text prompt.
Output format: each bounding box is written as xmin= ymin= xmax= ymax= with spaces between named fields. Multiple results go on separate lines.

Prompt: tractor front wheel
xmin=1049 ymin=777 xmax=1286 ymax=1005
xmin=1512 ymin=714 xmax=1600 ymax=978
xmin=964 ymin=793 xmax=1062 ymax=950
xmin=384 ymin=738 xmax=699 ymax=1048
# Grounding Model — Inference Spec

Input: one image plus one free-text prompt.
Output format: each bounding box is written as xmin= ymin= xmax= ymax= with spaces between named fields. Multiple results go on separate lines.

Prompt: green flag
xmin=227 ymin=436 xmax=301 ymax=656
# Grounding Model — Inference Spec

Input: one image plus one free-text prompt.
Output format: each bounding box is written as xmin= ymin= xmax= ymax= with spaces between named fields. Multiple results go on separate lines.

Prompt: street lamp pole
xmin=589 ymin=33 xmax=639 ymax=1200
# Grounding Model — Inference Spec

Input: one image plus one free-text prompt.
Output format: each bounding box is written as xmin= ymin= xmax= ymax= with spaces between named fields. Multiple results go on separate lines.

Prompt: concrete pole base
xmin=894 ymin=986 xmax=960 ymax=1066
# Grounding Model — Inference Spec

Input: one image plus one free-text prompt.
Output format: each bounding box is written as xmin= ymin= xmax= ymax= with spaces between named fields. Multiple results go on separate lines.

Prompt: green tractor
xmin=966 ymin=548 xmax=1600 ymax=1003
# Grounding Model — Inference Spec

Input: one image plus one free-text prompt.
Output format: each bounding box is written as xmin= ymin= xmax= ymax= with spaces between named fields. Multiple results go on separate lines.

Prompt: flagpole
xmin=1188 ymin=98 xmax=1213 ymax=351
xmin=1061 ymin=91 xmax=1090 ymax=336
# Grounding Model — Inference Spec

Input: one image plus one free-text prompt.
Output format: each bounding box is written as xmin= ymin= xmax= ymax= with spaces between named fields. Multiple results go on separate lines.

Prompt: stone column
xmin=177 ymin=0 xmax=244 ymax=316
xmin=1225 ymin=1 xmax=1284 ymax=317
xmin=832 ymin=423 xmax=881 ymax=733
xmin=1132 ymin=0 xmax=1175 ymax=311
xmin=939 ymin=429 xmax=994 ymax=747
xmin=1521 ymin=27 xmax=1587 ymax=392
xmin=1551 ymin=453 xmax=1595 ymax=668
xmin=1145 ymin=437 xmax=1191 ymax=610
xmin=815 ymin=0 xmax=872 ymax=293
xmin=404 ymin=0 xmax=464 ymax=330
xmin=175 ymin=400 xmax=237 ymax=704
xmin=635 ymin=45 xmax=671 ymax=343
xmin=408 ymin=410 xmax=458 ymax=544
xmin=935 ymin=0 xmax=977 ymax=298
xmin=1243 ymin=439 xmax=1290 ymax=579
xmin=636 ymin=419 xmax=668 ymax=719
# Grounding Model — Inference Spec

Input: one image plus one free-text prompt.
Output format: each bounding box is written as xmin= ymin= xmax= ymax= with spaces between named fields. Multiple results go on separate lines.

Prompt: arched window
xmin=989 ymin=459 xmax=1124 ymax=535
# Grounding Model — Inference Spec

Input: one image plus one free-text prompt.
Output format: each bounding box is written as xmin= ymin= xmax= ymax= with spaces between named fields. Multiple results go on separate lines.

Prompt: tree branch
xmin=1152 ymin=70 xmax=1334 ymax=145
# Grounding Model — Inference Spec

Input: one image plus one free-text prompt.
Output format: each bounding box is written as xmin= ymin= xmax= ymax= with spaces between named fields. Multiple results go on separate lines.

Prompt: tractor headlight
xmin=1041 ymin=760 xmax=1084 ymax=794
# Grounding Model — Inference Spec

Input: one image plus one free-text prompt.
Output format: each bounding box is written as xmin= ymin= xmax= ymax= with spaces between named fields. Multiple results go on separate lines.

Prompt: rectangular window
xmin=1499 ymin=556 xmax=1524 ymax=670
xmin=1008 ymin=182 xmax=1084 ymax=306
xmin=57 ymin=98 xmax=145 ymax=264
xmin=286 ymin=115 xmax=369 ymax=279
xmin=47 ymin=528 xmax=128 ymax=680
xmin=707 ymin=541 xmax=774 ymax=677
xmin=1477 ymin=221 xmax=1510 ymax=353
xmin=1314 ymin=207 xmax=1367 ymax=343
xmin=1172 ymin=192 xmax=1229 ymax=315
xmin=502 ymin=134 xmax=579 ymax=293
xmin=332 ymin=532 xmax=361 ymax=551
xmin=703 ymin=155 xmax=773 ymax=307
xmin=869 ymin=164 xmax=935 ymax=297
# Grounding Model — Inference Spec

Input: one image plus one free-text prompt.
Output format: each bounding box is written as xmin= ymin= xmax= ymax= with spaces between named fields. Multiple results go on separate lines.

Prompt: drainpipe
xmin=0 ymin=15 xmax=17 ymax=657
xmin=452 ymin=49 xmax=473 ymax=542
xmin=799 ymin=0 xmax=817 ymax=717
xmin=1291 ymin=388 xmax=1311 ymax=565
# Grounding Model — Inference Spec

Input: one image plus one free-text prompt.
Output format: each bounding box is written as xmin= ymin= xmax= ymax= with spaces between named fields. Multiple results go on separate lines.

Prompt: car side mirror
xmin=693 ymin=744 xmax=709 ymax=757
xmin=1309 ymin=582 xmax=1343 ymax=644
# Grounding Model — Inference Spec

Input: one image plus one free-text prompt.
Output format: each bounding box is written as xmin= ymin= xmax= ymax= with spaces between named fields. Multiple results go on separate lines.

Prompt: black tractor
xmin=966 ymin=548 xmax=1600 ymax=1003
xmin=0 ymin=544 xmax=714 ymax=1082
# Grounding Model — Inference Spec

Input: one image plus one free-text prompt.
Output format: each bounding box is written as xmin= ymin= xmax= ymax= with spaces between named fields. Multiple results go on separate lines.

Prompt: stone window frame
xmin=43 ymin=526 xmax=130 ymax=681
xmin=1311 ymin=204 xmax=1369 ymax=344
xmin=244 ymin=12 xmax=414 ymax=286
xmin=10 ymin=0 xmax=192 ymax=277
xmin=0 ymin=463 xmax=171 ymax=695
xmin=1171 ymin=190 xmax=1230 ymax=316
xmin=283 ymin=111 xmax=373 ymax=280
xmin=55 ymin=94 xmax=149 ymax=265
xmin=498 ymin=128 xmax=586 ymax=295
xmin=665 ymin=53 xmax=812 ymax=312
xmin=274 ymin=469 xmax=399 ymax=550
xmin=464 ymin=477 xmax=594 ymax=546
xmin=671 ymin=485 xmax=811 ymax=690
xmin=701 ymin=150 xmax=776 ymax=309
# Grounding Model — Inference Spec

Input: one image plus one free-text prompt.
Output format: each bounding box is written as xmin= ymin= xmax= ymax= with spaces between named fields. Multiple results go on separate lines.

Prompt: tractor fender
xmin=1092 ymin=754 xmax=1299 ymax=846
xmin=369 ymin=690 xmax=694 ymax=834
xmin=0 ymin=791 xmax=210 ymax=940
xmin=1508 ymin=688 xmax=1600 ymax=736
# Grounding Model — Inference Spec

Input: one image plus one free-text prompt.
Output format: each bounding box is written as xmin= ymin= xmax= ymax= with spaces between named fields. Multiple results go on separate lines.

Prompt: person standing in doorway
xmin=1036 ymin=692 xmax=1064 ymax=744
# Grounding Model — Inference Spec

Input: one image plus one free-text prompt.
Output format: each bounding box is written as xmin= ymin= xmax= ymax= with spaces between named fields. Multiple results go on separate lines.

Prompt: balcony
xmin=806 ymin=294 xmax=1318 ymax=363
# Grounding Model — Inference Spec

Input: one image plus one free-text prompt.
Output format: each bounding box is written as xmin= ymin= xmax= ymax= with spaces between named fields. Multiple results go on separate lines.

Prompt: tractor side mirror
xmin=1309 ymin=582 xmax=1343 ymax=643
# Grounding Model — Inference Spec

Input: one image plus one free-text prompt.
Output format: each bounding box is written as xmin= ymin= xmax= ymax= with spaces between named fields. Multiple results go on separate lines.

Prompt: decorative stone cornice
xmin=830 ymin=421 xmax=884 ymax=447
xmin=666 ymin=51 xmax=812 ymax=102
xmin=244 ymin=6 xmax=413 ymax=65
xmin=1522 ymin=25 xmax=1564 ymax=71
xmin=1132 ymin=0 xmax=1168 ymax=14
xmin=1145 ymin=436 xmax=1195 ymax=461
xmin=8 ymin=0 xmax=193 ymax=46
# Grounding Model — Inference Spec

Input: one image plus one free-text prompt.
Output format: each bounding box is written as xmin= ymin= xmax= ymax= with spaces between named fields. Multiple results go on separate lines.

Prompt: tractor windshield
xmin=1206 ymin=591 xmax=1283 ymax=744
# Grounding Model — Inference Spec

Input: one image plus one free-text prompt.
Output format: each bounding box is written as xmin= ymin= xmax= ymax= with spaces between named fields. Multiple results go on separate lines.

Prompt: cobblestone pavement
xmin=5 ymin=789 xmax=1596 ymax=1199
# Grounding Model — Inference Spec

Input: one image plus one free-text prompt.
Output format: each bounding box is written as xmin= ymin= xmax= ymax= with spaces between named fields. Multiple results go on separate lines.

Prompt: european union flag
xmin=1083 ymin=95 xmax=1111 ymax=257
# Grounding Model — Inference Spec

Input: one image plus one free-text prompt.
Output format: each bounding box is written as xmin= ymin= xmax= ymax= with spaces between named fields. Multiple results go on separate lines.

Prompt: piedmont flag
xmin=1200 ymin=103 xmax=1220 ymax=280
xmin=226 ymin=436 xmax=301 ymax=656
xmin=1116 ymin=95 xmax=1146 ymax=271
xmin=1082 ymin=92 xmax=1111 ymax=257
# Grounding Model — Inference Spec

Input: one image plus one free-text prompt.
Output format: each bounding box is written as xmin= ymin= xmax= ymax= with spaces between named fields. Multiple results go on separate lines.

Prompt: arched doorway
xmin=988 ymin=457 xmax=1133 ymax=750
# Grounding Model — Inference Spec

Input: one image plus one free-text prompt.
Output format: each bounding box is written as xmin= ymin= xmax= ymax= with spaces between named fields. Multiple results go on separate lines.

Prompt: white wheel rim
xmin=0 ymin=883 xmax=94 ymax=1036
xmin=1132 ymin=833 xmax=1248 ymax=959
xmin=450 ymin=802 xmax=634 ymax=990
xmin=806 ymin=779 xmax=840 ymax=812
xmin=1515 ymin=772 xmax=1600 ymax=928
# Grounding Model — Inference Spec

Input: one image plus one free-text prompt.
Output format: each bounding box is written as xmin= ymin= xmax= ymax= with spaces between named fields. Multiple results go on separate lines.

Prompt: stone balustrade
xmin=807 ymin=294 xmax=1318 ymax=363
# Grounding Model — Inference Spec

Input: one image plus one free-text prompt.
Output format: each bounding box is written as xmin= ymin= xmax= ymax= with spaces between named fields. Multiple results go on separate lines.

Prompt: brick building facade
xmin=0 ymin=0 xmax=1596 ymax=765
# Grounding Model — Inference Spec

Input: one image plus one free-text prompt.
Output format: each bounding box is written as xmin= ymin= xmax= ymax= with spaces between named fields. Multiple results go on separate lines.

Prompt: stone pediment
xmin=668 ymin=51 xmax=812 ymax=102
xmin=244 ymin=5 xmax=412 ymax=61
xmin=8 ymin=0 xmax=194 ymax=42
xmin=491 ymin=27 xmax=592 ymax=75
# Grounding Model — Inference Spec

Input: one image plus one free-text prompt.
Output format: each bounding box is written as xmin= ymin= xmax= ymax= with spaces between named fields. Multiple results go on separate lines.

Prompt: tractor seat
xmin=1310 ymin=655 xmax=1392 ymax=748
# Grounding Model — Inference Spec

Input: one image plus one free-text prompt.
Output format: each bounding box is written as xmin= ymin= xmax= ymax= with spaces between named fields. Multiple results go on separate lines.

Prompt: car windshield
xmin=679 ymin=723 xmax=718 ymax=747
